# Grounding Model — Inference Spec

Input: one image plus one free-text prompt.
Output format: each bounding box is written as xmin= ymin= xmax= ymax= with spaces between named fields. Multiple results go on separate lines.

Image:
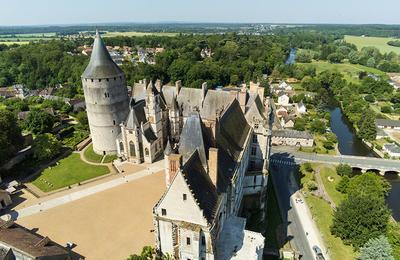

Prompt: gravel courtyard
xmin=17 ymin=170 xmax=165 ymax=260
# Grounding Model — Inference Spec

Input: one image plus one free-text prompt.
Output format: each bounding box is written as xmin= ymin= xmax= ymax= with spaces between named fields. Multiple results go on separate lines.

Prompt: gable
xmin=156 ymin=172 xmax=208 ymax=227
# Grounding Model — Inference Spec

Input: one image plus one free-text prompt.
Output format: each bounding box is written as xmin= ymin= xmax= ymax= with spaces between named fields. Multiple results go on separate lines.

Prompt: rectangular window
xmin=201 ymin=236 xmax=206 ymax=246
xmin=161 ymin=208 xmax=167 ymax=216
xmin=251 ymin=147 xmax=257 ymax=156
xmin=252 ymin=134 xmax=257 ymax=143
xmin=186 ymin=237 xmax=191 ymax=245
xmin=183 ymin=194 xmax=187 ymax=201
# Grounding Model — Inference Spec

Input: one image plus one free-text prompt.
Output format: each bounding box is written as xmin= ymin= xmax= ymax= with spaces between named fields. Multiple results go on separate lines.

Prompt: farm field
xmin=103 ymin=31 xmax=178 ymax=37
xmin=0 ymin=32 xmax=58 ymax=45
xmin=298 ymin=61 xmax=388 ymax=83
xmin=344 ymin=35 xmax=400 ymax=54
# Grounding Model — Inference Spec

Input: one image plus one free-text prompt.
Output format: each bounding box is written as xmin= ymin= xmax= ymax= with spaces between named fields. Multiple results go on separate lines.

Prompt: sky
xmin=1 ymin=0 xmax=400 ymax=26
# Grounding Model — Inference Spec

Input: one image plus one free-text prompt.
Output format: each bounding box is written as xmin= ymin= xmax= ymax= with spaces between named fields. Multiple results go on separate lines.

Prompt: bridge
xmin=270 ymin=147 xmax=400 ymax=175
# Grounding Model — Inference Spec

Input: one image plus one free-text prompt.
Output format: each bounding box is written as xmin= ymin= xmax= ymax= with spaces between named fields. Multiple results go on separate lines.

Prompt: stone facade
xmin=82 ymin=31 xmax=129 ymax=155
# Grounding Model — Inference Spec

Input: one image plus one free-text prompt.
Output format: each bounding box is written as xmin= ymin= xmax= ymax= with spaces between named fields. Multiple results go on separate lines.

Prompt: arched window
xmin=145 ymin=148 xmax=149 ymax=156
xmin=129 ymin=141 xmax=136 ymax=157
xmin=119 ymin=142 xmax=124 ymax=152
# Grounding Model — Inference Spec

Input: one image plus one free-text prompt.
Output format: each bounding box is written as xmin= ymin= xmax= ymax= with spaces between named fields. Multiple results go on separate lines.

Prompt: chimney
xmin=175 ymin=80 xmax=182 ymax=95
xmin=239 ymin=85 xmax=247 ymax=113
xmin=201 ymin=82 xmax=208 ymax=104
xmin=166 ymin=154 xmax=182 ymax=188
xmin=155 ymin=79 xmax=162 ymax=92
xmin=208 ymin=148 xmax=218 ymax=188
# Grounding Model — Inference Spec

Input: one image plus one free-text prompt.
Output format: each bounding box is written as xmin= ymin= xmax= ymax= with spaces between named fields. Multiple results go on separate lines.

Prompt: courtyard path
xmin=2 ymin=160 xmax=164 ymax=220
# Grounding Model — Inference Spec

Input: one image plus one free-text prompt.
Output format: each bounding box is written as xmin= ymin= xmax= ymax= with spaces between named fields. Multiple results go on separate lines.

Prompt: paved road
xmin=270 ymin=157 xmax=330 ymax=260
xmin=1 ymin=160 xmax=164 ymax=221
xmin=270 ymin=160 xmax=313 ymax=259
xmin=271 ymin=147 xmax=400 ymax=173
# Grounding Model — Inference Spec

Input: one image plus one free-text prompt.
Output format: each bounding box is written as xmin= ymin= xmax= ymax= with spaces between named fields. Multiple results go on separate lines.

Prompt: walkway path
xmin=314 ymin=167 xmax=336 ymax=209
xmin=288 ymin=172 xmax=330 ymax=260
xmin=2 ymin=160 xmax=164 ymax=220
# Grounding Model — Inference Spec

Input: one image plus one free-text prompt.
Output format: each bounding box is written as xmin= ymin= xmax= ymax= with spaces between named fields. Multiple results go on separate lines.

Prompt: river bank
xmin=328 ymin=105 xmax=400 ymax=221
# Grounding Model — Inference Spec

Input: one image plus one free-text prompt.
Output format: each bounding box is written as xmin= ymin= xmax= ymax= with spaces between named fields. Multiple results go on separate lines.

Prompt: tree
xmin=336 ymin=176 xmax=350 ymax=193
xmin=303 ymin=162 xmax=313 ymax=172
xmin=346 ymin=172 xmax=391 ymax=199
xmin=358 ymin=235 xmax=394 ymax=260
xmin=336 ymin=164 xmax=353 ymax=177
xmin=32 ymin=133 xmax=62 ymax=161
xmin=0 ymin=110 xmax=23 ymax=164
xmin=358 ymin=111 xmax=377 ymax=141
xmin=310 ymin=119 xmax=326 ymax=134
xmin=127 ymin=246 xmax=171 ymax=260
xmin=381 ymin=106 xmax=393 ymax=114
xmin=76 ymin=111 xmax=88 ymax=129
xmin=25 ymin=110 xmax=55 ymax=134
xmin=331 ymin=195 xmax=391 ymax=248
xmin=293 ymin=117 xmax=307 ymax=131
xmin=364 ymin=94 xmax=375 ymax=103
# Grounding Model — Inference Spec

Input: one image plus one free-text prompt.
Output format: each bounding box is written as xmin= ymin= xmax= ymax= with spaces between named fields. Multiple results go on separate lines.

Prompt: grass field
xmin=83 ymin=144 xmax=103 ymax=163
xmin=298 ymin=61 xmax=388 ymax=83
xmin=299 ymin=164 xmax=357 ymax=259
xmin=345 ymin=35 xmax=400 ymax=54
xmin=0 ymin=41 xmax=30 ymax=45
xmin=103 ymin=31 xmax=178 ymax=37
xmin=32 ymin=153 xmax=109 ymax=192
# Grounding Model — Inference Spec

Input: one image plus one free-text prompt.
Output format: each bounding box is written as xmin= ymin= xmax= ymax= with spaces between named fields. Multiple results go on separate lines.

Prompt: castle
xmin=82 ymin=32 xmax=272 ymax=259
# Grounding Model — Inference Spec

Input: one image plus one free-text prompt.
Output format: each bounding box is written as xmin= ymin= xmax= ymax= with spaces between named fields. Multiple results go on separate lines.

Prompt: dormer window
xmin=161 ymin=208 xmax=167 ymax=216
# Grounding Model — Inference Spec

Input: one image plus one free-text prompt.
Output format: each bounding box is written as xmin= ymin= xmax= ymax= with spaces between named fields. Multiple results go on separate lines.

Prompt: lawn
xmin=298 ymin=61 xmax=388 ymax=83
xmin=103 ymin=154 xmax=118 ymax=163
xmin=317 ymin=164 xmax=345 ymax=205
xmin=103 ymin=31 xmax=178 ymax=37
xmin=83 ymin=144 xmax=103 ymax=163
xmin=0 ymin=41 xmax=30 ymax=45
xmin=299 ymin=163 xmax=357 ymax=260
xmin=344 ymin=35 xmax=400 ymax=55
xmin=32 ymin=153 xmax=109 ymax=192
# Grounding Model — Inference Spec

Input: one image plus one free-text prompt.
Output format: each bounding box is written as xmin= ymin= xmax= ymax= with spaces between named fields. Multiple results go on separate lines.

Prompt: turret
xmin=81 ymin=30 xmax=129 ymax=155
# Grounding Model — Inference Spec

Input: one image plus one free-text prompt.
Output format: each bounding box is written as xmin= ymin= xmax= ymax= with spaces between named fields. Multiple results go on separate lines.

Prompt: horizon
xmin=1 ymin=0 xmax=400 ymax=26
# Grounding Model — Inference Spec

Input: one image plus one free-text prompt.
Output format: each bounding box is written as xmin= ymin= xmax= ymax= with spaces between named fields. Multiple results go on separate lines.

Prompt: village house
xmin=295 ymin=101 xmax=307 ymax=114
xmin=376 ymin=119 xmax=400 ymax=130
xmin=277 ymin=92 xmax=290 ymax=106
xmin=383 ymin=143 xmax=400 ymax=158
xmin=0 ymin=219 xmax=75 ymax=260
xmin=271 ymin=129 xmax=314 ymax=147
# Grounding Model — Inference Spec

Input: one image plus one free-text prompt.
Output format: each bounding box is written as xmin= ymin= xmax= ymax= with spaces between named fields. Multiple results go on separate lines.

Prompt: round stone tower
xmin=81 ymin=31 xmax=129 ymax=155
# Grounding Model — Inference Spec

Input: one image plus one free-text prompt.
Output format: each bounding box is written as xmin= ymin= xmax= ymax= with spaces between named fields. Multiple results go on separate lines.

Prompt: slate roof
xmin=143 ymin=127 xmax=158 ymax=142
xmin=200 ymin=90 xmax=234 ymax=120
xmin=216 ymin=99 xmax=251 ymax=161
xmin=181 ymin=151 xmax=218 ymax=224
xmin=0 ymin=219 xmax=71 ymax=259
xmin=178 ymin=112 xmax=212 ymax=168
xmin=125 ymin=99 xmax=147 ymax=129
xmin=82 ymin=30 xmax=124 ymax=79
xmin=376 ymin=119 xmax=400 ymax=128
xmin=272 ymin=129 xmax=313 ymax=139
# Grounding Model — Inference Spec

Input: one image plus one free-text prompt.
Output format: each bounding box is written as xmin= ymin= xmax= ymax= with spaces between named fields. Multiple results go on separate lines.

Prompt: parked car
xmin=312 ymin=245 xmax=325 ymax=260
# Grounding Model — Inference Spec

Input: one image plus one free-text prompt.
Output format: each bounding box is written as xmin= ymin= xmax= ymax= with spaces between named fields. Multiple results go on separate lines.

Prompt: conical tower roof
xmin=82 ymin=30 xmax=124 ymax=79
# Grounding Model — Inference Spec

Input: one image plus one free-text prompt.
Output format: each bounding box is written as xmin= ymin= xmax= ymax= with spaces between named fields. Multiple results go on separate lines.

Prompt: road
xmin=271 ymin=146 xmax=400 ymax=173
xmin=270 ymin=157 xmax=330 ymax=260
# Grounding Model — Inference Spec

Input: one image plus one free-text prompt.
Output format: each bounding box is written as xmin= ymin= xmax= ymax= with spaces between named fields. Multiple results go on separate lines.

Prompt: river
xmin=328 ymin=106 xmax=400 ymax=221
